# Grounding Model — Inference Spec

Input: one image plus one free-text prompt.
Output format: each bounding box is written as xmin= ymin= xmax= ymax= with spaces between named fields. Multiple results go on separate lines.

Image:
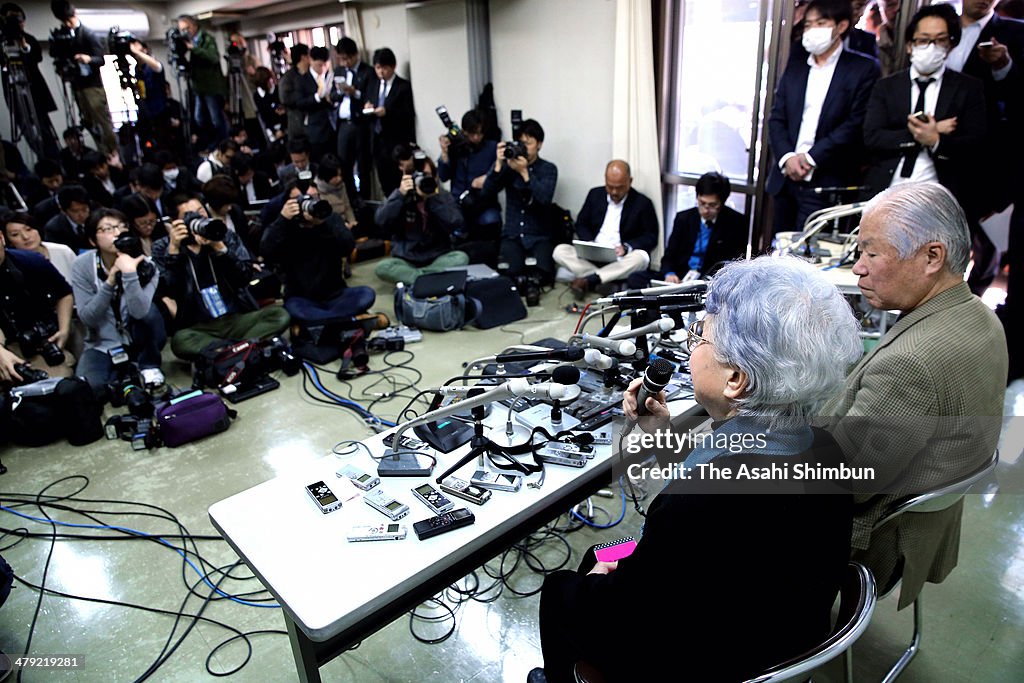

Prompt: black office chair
xmin=573 ymin=562 xmax=877 ymax=683
xmin=741 ymin=561 xmax=877 ymax=683
xmin=865 ymin=450 xmax=1000 ymax=683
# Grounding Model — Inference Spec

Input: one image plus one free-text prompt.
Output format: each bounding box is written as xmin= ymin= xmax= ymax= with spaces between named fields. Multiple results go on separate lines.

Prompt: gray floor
xmin=1 ymin=261 xmax=1022 ymax=682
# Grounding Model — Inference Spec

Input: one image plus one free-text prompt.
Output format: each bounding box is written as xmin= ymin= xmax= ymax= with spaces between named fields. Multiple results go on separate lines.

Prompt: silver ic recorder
xmin=363 ymin=488 xmax=410 ymax=520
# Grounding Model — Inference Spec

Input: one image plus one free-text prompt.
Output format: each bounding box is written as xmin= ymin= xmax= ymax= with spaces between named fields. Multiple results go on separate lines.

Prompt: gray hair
xmin=704 ymin=255 xmax=862 ymax=418
xmin=861 ymin=181 xmax=971 ymax=273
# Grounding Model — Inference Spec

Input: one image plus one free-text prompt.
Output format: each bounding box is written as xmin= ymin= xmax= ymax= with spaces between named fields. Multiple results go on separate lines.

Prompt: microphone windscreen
xmin=647 ymin=358 xmax=674 ymax=385
xmin=564 ymin=346 xmax=585 ymax=361
xmin=551 ymin=365 xmax=582 ymax=385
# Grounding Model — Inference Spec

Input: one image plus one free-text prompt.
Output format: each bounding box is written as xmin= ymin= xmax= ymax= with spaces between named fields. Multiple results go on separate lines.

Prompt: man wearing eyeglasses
xmin=70 ymin=208 xmax=166 ymax=392
xmin=862 ymin=3 xmax=987 ymax=216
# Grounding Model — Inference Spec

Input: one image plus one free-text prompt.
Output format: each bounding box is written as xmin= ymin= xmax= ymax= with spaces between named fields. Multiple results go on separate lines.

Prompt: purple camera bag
xmin=156 ymin=392 xmax=235 ymax=447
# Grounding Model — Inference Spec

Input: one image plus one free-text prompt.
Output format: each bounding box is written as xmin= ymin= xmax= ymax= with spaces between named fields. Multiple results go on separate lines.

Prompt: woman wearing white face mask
xmin=862 ymin=3 xmax=988 ymax=215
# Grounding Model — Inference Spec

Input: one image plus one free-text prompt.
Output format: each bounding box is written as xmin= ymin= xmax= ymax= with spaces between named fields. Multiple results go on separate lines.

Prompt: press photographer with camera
xmin=261 ymin=179 xmax=375 ymax=323
xmin=152 ymin=196 xmax=289 ymax=360
xmin=49 ymin=1 xmax=116 ymax=155
xmin=0 ymin=224 xmax=75 ymax=385
xmin=70 ymin=208 xmax=166 ymax=393
xmin=481 ymin=118 xmax=558 ymax=281
xmin=1 ymin=2 xmax=59 ymax=158
xmin=374 ymin=150 xmax=467 ymax=284
xmin=126 ymin=39 xmax=169 ymax=149
xmin=437 ymin=108 xmax=501 ymax=263
xmin=175 ymin=14 xmax=229 ymax=146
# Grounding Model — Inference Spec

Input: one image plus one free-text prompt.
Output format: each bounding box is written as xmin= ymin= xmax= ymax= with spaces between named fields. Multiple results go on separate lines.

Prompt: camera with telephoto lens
xmin=16 ymin=321 xmax=66 ymax=367
xmin=435 ymin=105 xmax=468 ymax=151
xmin=502 ymin=140 xmax=527 ymax=160
xmin=297 ymin=194 xmax=332 ymax=220
xmin=113 ymin=233 xmax=157 ymax=286
xmin=107 ymin=366 xmax=153 ymax=419
xmin=411 ymin=150 xmax=437 ymax=195
xmin=12 ymin=363 xmax=48 ymax=386
xmin=261 ymin=336 xmax=300 ymax=376
xmin=182 ymin=211 xmax=228 ymax=243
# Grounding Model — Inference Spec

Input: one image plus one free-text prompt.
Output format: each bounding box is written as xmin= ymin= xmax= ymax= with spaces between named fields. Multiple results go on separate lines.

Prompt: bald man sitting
xmin=553 ymin=160 xmax=659 ymax=298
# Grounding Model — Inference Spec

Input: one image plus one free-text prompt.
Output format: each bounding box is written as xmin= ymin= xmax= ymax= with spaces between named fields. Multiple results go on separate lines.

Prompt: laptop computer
xmin=445 ymin=264 xmax=500 ymax=280
xmin=573 ymin=240 xmax=618 ymax=264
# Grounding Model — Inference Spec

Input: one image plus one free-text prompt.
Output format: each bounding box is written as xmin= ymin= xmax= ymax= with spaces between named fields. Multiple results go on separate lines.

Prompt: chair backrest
xmin=872 ymin=450 xmax=999 ymax=532
xmin=742 ymin=561 xmax=877 ymax=683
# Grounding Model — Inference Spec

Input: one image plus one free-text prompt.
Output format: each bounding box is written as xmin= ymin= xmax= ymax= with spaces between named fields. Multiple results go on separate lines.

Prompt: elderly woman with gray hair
xmin=531 ymin=255 xmax=863 ymax=683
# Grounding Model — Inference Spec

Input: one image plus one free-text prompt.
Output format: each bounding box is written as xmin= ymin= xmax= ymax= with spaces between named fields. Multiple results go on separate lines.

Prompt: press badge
xmin=200 ymin=285 xmax=229 ymax=318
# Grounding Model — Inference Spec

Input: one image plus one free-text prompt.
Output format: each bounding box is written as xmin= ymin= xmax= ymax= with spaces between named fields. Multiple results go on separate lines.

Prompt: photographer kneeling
xmin=152 ymin=199 xmax=289 ymax=360
xmin=70 ymin=208 xmax=166 ymax=394
xmin=261 ymin=180 xmax=375 ymax=322
xmin=0 ymin=227 xmax=75 ymax=385
xmin=374 ymin=152 xmax=468 ymax=285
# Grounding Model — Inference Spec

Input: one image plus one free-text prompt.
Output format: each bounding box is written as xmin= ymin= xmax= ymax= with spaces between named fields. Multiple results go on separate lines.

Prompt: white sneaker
xmin=140 ymin=367 xmax=165 ymax=388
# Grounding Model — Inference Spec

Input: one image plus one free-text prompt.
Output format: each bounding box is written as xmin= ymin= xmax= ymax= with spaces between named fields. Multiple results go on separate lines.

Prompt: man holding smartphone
xmin=861 ymin=4 xmax=986 ymax=212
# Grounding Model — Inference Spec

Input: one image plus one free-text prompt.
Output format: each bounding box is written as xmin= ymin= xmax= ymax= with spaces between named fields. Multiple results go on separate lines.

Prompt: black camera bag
xmin=465 ymin=276 xmax=527 ymax=329
xmin=7 ymin=377 xmax=103 ymax=447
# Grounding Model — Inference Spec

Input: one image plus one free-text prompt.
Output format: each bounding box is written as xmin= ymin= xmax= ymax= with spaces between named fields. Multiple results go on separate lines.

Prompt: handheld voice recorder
xmin=337 ymin=464 xmax=380 ymax=491
xmin=363 ymin=488 xmax=410 ymax=520
xmin=305 ymin=481 xmax=343 ymax=514
xmin=411 ymin=483 xmax=454 ymax=515
xmin=347 ymin=523 xmax=407 ymax=542
xmin=471 ymin=470 xmax=523 ymax=492
xmin=439 ymin=476 xmax=492 ymax=505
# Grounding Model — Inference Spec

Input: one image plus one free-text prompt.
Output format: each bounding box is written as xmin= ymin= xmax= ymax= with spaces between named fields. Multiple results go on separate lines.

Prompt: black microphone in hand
xmin=621 ymin=358 xmax=674 ymax=436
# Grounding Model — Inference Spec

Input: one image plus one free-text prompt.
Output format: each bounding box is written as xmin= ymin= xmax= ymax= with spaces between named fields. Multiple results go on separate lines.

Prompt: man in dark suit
xmin=334 ymin=38 xmax=375 ymax=201
xmin=863 ymin=4 xmax=987 ymax=216
xmin=279 ymin=44 xmax=311 ymax=142
xmin=43 ymin=184 xmax=91 ymax=253
xmin=767 ymin=0 xmax=879 ymax=233
xmin=29 ymin=160 xmax=64 ymax=226
xmin=553 ymin=160 xmax=657 ymax=297
xmin=231 ymin=155 xmax=275 ymax=209
xmin=946 ymin=0 xmax=1024 ymax=313
xmin=629 ymin=173 xmax=747 ymax=291
xmin=299 ymin=46 xmax=337 ymax=160
xmin=365 ymin=48 xmax=415 ymax=196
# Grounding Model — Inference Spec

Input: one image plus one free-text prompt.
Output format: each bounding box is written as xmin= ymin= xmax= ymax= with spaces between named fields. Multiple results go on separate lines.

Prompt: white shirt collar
xmin=807 ymin=42 xmax=843 ymax=69
xmin=967 ymin=10 xmax=996 ymax=31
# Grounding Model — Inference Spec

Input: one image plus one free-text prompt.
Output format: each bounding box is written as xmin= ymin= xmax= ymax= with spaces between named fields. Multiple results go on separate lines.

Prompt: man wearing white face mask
xmin=862 ymin=4 xmax=987 ymax=217
xmin=767 ymin=0 xmax=879 ymax=234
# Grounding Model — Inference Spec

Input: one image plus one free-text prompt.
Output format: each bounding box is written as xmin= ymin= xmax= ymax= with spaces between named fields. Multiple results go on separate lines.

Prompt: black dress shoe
xmin=527 ymin=667 xmax=548 ymax=683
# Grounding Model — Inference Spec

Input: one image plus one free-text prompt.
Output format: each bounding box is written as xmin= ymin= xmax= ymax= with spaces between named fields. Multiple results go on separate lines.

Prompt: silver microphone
xmin=580 ymin=334 xmax=636 ymax=357
xmin=608 ymin=317 xmax=675 ymax=340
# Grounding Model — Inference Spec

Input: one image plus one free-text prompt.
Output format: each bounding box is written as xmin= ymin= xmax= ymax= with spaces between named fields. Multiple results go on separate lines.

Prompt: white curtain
xmin=342 ymin=5 xmax=367 ymax=61
xmin=613 ymin=0 xmax=664 ymax=259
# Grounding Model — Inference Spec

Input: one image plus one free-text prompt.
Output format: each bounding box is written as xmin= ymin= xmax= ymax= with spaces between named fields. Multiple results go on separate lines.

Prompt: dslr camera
xmin=15 ymin=321 xmax=66 ymax=367
xmin=106 ymin=357 xmax=155 ymax=419
xmin=182 ymin=211 xmax=228 ymax=243
xmin=435 ymin=105 xmax=468 ymax=152
xmin=411 ymin=150 xmax=437 ymax=196
xmin=297 ymin=194 xmax=332 ymax=220
xmin=113 ymin=233 xmax=157 ymax=286
xmin=502 ymin=140 xmax=527 ymax=160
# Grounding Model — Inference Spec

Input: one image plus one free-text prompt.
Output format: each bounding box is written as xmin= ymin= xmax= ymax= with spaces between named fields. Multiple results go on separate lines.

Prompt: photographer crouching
xmin=261 ymin=179 xmax=375 ymax=323
xmin=70 ymin=208 xmax=166 ymax=395
xmin=152 ymin=197 xmax=289 ymax=360
xmin=374 ymin=149 xmax=468 ymax=284
xmin=0 ymin=226 xmax=75 ymax=385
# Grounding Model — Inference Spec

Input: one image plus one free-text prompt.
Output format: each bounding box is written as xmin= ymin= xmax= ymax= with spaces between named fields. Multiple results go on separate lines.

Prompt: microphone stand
xmin=435 ymin=401 xmax=498 ymax=483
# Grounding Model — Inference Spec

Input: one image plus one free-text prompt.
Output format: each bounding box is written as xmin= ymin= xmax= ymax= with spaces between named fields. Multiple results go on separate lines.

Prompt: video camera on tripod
xmin=107 ymin=27 xmax=138 ymax=92
xmin=48 ymin=25 xmax=77 ymax=81
xmin=266 ymin=33 xmax=287 ymax=78
xmin=165 ymin=26 xmax=190 ymax=74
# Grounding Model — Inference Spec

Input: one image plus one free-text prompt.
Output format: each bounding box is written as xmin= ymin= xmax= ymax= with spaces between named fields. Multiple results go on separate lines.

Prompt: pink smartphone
xmin=594 ymin=537 xmax=638 ymax=563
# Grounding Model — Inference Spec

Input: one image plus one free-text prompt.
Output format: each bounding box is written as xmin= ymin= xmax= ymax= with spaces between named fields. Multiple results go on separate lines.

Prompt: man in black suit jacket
xmin=364 ymin=48 xmax=415 ymax=196
xmin=553 ymin=160 xmax=657 ymax=297
xmin=627 ymin=172 xmax=747 ymax=291
xmin=280 ymin=44 xmax=312 ymax=142
xmin=767 ymin=0 xmax=879 ymax=233
xmin=863 ymin=5 xmax=987 ymax=216
xmin=299 ymin=46 xmax=336 ymax=159
xmin=334 ymin=38 xmax=375 ymax=202
xmin=43 ymin=185 xmax=91 ymax=253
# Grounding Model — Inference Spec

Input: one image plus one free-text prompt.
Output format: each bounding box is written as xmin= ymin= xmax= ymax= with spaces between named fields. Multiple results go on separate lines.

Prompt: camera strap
xmin=188 ymin=254 xmax=229 ymax=319
xmin=95 ymin=252 xmax=131 ymax=343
